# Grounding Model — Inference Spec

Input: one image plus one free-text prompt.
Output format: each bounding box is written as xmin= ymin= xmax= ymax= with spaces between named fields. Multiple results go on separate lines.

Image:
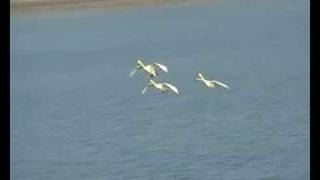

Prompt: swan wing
xmin=129 ymin=68 xmax=137 ymax=77
xmin=212 ymin=80 xmax=230 ymax=90
xmin=163 ymin=83 xmax=179 ymax=95
xmin=154 ymin=63 xmax=168 ymax=73
xmin=141 ymin=86 xmax=148 ymax=95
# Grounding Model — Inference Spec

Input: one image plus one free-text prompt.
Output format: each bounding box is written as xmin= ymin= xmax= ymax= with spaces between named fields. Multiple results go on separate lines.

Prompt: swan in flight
xmin=130 ymin=59 xmax=168 ymax=78
xmin=196 ymin=73 xmax=230 ymax=90
xmin=142 ymin=79 xmax=179 ymax=95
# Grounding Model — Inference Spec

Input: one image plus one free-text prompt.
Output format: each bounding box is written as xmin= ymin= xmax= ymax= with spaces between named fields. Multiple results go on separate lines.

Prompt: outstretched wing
xmin=163 ymin=83 xmax=179 ymax=95
xmin=153 ymin=63 xmax=168 ymax=73
xmin=141 ymin=86 xmax=148 ymax=95
xmin=129 ymin=68 xmax=137 ymax=77
xmin=212 ymin=80 xmax=230 ymax=90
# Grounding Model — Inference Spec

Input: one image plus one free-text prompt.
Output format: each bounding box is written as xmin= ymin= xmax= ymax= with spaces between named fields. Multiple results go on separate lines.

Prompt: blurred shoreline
xmin=11 ymin=0 xmax=210 ymax=15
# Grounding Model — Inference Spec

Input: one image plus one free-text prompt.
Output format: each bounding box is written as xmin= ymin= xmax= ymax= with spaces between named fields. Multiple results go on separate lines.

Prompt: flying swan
xmin=142 ymin=79 xmax=179 ymax=95
xmin=130 ymin=59 xmax=168 ymax=78
xmin=196 ymin=73 xmax=230 ymax=90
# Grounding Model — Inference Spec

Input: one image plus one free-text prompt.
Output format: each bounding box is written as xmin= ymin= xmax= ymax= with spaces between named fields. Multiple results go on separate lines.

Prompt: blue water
xmin=10 ymin=0 xmax=309 ymax=179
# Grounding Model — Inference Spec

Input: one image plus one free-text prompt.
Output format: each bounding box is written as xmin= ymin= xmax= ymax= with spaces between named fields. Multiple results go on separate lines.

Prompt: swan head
xmin=137 ymin=59 xmax=144 ymax=65
xmin=196 ymin=72 xmax=204 ymax=80
xmin=148 ymin=79 xmax=156 ymax=86
xmin=135 ymin=59 xmax=144 ymax=69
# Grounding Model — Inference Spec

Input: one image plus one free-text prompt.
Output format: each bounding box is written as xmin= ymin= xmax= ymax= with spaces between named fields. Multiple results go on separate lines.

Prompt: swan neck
xmin=150 ymin=80 xmax=156 ymax=86
xmin=198 ymin=74 xmax=205 ymax=80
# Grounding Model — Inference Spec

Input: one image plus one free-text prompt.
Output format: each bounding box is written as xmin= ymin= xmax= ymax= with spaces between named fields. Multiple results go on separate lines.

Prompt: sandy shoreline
xmin=11 ymin=0 xmax=210 ymax=15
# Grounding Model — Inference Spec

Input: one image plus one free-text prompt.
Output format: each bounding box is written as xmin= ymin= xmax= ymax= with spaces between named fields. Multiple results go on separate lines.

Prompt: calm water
xmin=10 ymin=0 xmax=309 ymax=179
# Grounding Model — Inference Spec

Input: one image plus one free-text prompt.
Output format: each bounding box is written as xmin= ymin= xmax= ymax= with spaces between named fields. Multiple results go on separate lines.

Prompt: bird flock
xmin=130 ymin=58 xmax=230 ymax=95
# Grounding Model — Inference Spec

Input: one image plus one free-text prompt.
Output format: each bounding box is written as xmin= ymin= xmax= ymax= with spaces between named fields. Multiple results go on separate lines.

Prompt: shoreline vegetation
xmin=11 ymin=0 xmax=210 ymax=15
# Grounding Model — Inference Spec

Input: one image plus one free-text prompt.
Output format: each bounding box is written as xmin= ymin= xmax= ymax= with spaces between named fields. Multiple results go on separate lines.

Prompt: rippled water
xmin=11 ymin=0 xmax=309 ymax=179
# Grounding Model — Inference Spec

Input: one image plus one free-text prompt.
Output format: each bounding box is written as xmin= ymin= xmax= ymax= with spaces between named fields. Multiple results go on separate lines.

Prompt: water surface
xmin=11 ymin=0 xmax=309 ymax=179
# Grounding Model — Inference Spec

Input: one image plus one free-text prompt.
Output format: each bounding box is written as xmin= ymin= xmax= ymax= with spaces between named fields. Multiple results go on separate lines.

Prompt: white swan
xmin=142 ymin=79 xmax=179 ymax=95
xmin=196 ymin=73 xmax=230 ymax=90
xmin=130 ymin=59 xmax=168 ymax=78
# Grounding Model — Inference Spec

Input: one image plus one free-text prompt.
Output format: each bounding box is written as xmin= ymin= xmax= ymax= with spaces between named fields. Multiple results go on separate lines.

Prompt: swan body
xmin=130 ymin=59 xmax=168 ymax=78
xmin=142 ymin=79 xmax=179 ymax=95
xmin=196 ymin=73 xmax=230 ymax=90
